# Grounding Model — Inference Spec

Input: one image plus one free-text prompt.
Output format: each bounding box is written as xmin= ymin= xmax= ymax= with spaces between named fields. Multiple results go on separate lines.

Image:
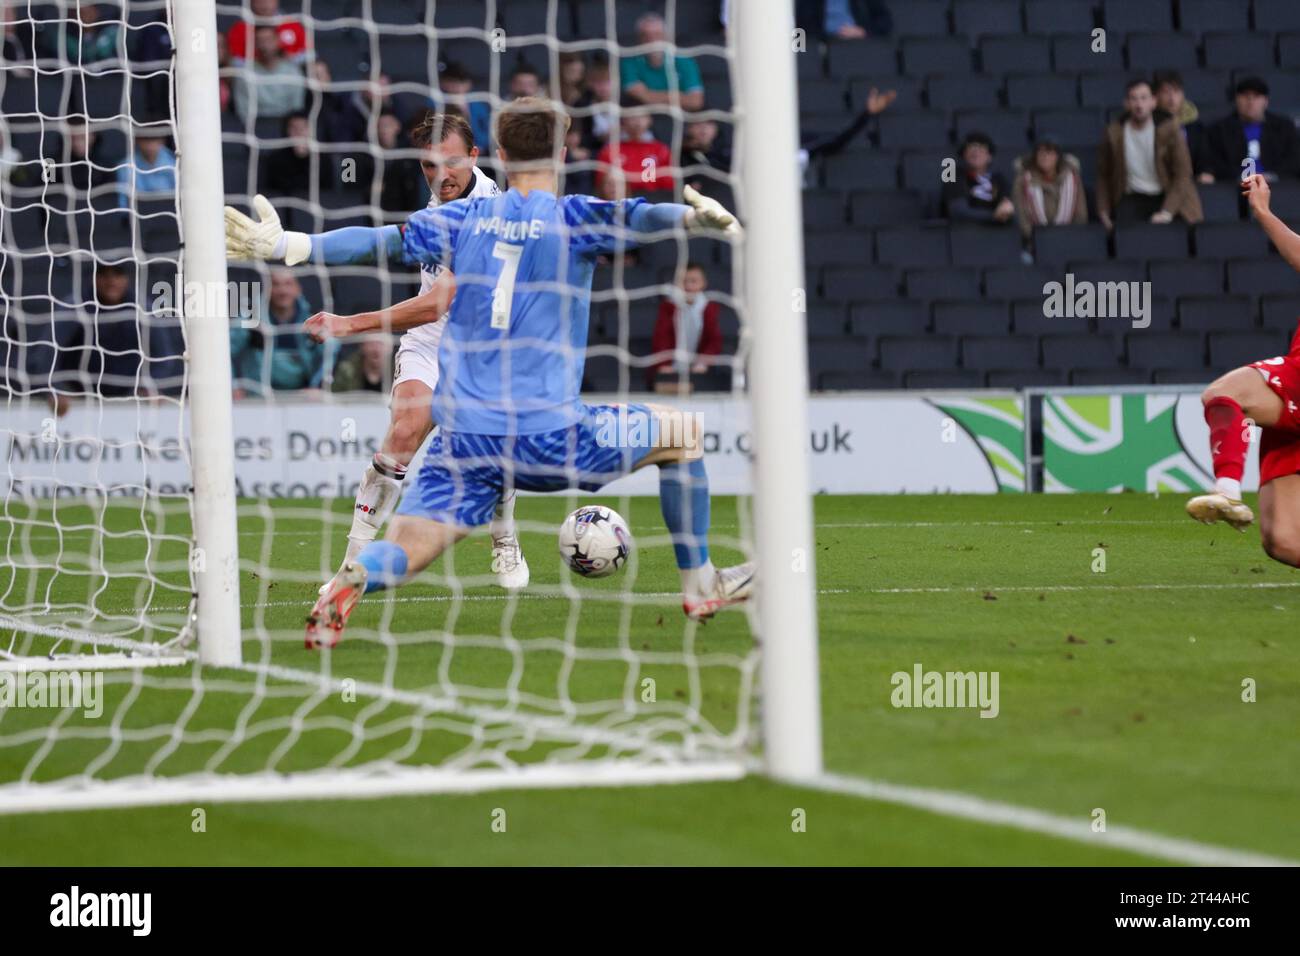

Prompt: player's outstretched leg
xmin=488 ymin=489 xmax=529 ymax=589
xmin=307 ymin=517 xmax=467 ymax=649
xmin=1186 ymin=368 xmax=1281 ymax=531
xmin=654 ymin=449 xmax=754 ymax=620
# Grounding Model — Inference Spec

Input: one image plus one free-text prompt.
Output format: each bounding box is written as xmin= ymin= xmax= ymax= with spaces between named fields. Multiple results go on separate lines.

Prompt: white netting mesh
xmin=1 ymin=0 xmax=761 ymax=807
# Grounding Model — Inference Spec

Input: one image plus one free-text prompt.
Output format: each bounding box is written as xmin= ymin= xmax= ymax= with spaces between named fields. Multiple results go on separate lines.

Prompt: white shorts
xmin=392 ymin=338 xmax=439 ymax=392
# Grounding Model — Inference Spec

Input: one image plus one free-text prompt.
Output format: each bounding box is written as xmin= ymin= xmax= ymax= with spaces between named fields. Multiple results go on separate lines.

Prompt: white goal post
xmin=0 ymin=0 xmax=821 ymax=810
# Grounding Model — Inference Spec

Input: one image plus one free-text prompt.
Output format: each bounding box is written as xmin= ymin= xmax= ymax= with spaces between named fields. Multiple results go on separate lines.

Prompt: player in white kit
xmin=225 ymin=112 xmax=529 ymax=590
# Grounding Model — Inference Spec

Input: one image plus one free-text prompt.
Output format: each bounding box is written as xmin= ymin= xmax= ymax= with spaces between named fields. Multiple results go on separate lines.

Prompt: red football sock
xmin=1204 ymin=396 xmax=1247 ymax=494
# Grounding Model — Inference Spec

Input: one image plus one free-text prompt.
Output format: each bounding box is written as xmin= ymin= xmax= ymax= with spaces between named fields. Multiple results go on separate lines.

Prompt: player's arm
xmin=224 ymin=195 xmax=456 ymax=267
xmin=303 ymin=271 xmax=457 ymax=342
xmin=630 ymin=185 xmax=741 ymax=236
xmin=1244 ymin=174 xmax=1300 ymax=273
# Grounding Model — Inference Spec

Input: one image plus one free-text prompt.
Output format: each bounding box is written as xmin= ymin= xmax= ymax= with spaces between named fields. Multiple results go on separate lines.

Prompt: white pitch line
xmin=808 ymin=772 xmax=1298 ymax=867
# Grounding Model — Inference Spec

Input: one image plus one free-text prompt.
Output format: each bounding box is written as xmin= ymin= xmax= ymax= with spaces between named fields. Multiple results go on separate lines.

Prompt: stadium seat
xmin=1026 ymin=1 xmax=1095 ymax=35
xmin=1079 ymin=72 xmax=1127 ymax=109
xmin=1093 ymin=296 xmax=1179 ymax=332
xmin=805 ymin=231 xmax=873 ymax=266
xmin=961 ymin=334 xmax=1037 ymax=369
xmin=980 ymin=35 xmax=1052 ymax=75
xmin=1179 ymin=70 xmax=1233 ymax=110
xmin=1179 ymin=0 xmax=1251 ymax=34
xmin=849 ymin=190 xmax=924 ymax=226
xmin=807 ymin=339 xmax=875 ymax=377
xmin=824 ymin=153 xmax=899 ymax=191
xmin=887 ymin=0 xmax=952 ymax=38
xmin=1267 ymin=183 xmax=1300 ymax=220
xmin=1203 ymin=33 xmax=1275 ymax=71
xmin=948 ymin=227 xmax=1024 ymax=267
xmin=985 ymin=265 xmax=1057 ymax=300
xmin=799 ymin=78 xmax=848 ymax=115
xmin=1032 ymin=224 xmax=1108 ymax=266
xmin=1178 ymin=294 xmax=1256 ymax=331
xmin=1194 ymin=221 xmax=1268 ymax=259
xmin=823 ymin=265 xmax=897 ymax=300
xmin=819 ymin=368 xmax=901 ymax=389
xmin=1114 ymin=222 xmax=1191 ymax=260
xmin=1126 ymin=33 xmax=1199 ymax=71
xmin=1071 ymin=368 xmax=1151 ymax=385
xmin=849 ymin=300 xmax=930 ymax=337
xmin=1031 ymin=109 xmax=1102 ymax=146
xmin=954 ymin=109 xmax=1030 ymax=154
xmin=827 ymin=38 xmax=897 ymax=78
xmin=1041 ymin=333 xmax=1123 ymax=369
xmin=900 ymin=37 xmax=972 ymax=76
xmin=1051 ymin=33 xmax=1124 ymax=73
xmin=1148 ymin=259 xmax=1224 ymax=296
xmin=803 ymin=192 xmax=848 ymax=228
xmin=934 ymin=301 xmax=1012 ymax=336
xmin=899 ymin=149 xmax=953 ymax=215
xmin=1278 ymin=33 xmax=1300 ymax=70
xmin=807 ymin=305 xmax=851 ymax=338
xmin=1227 ymin=259 xmax=1300 ymax=297
xmin=1102 ymin=0 xmax=1174 ymax=33
xmin=987 ymin=368 xmax=1068 ymax=387
xmin=904 ymin=368 xmax=985 ymax=388
xmin=876 ymin=112 xmax=951 ymax=150
xmin=904 ymin=267 xmax=983 ymax=301
xmin=1259 ymin=294 xmax=1300 ymax=333
xmin=1006 ymin=73 xmax=1080 ymax=111
xmin=927 ymin=73 xmax=1002 ymax=111
xmin=1195 ymin=183 xmax=1244 ymax=223
xmin=1127 ymin=332 xmax=1206 ymax=370
xmin=1209 ymin=331 xmax=1285 ymax=368
xmin=879 ymin=335 xmax=960 ymax=370
xmin=1012 ymin=298 xmax=1091 ymax=335
xmin=1256 ymin=0 xmax=1300 ymax=33
xmin=876 ymin=226 xmax=950 ymax=268
xmin=1068 ymin=259 xmax=1147 ymax=285
xmin=953 ymin=0 xmax=1021 ymax=41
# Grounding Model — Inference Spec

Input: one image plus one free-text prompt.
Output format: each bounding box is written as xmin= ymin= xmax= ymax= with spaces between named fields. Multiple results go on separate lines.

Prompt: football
xmin=558 ymin=505 xmax=632 ymax=578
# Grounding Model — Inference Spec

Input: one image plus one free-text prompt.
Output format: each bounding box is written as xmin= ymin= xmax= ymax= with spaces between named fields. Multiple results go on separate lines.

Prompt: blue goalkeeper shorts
xmin=396 ymin=403 xmax=659 ymax=527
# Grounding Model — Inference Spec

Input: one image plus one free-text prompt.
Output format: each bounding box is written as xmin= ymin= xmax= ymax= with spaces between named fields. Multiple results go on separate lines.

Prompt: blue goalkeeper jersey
xmin=400 ymin=189 xmax=649 ymax=435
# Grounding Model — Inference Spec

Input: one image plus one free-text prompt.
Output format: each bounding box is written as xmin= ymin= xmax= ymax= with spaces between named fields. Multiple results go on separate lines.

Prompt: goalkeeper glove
xmin=682 ymin=184 xmax=742 ymax=236
xmin=224 ymin=194 xmax=312 ymax=265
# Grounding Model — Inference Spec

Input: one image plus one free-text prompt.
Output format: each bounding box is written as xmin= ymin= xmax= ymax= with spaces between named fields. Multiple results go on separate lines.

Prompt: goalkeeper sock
xmin=358 ymin=540 xmax=408 ymax=593
xmin=659 ymin=459 xmax=714 ymax=595
xmin=488 ymin=489 xmax=518 ymax=541
xmin=1204 ymin=396 xmax=1248 ymax=500
xmin=344 ymin=453 xmax=407 ymax=564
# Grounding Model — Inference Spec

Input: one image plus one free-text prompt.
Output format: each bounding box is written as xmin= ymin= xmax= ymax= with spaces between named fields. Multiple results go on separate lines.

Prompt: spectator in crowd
xmin=57 ymin=117 xmax=114 ymax=206
xmin=509 ymin=63 xmax=542 ymax=100
xmin=1 ymin=3 xmax=34 ymax=64
xmin=264 ymin=112 xmax=332 ymax=197
xmin=573 ymin=59 xmax=616 ymax=151
xmin=64 ymin=4 xmax=120 ymax=64
xmin=563 ymin=125 xmax=595 ymax=195
xmin=331 ymin=336 xmax=392 ymax=393
xmin=116 ymin=129 xmax=176 ymax=208
xmin=230 ymin=269 xmax=327 ymax=396
xmin=559 ymin=52 xmax=587 ymax=107
xmin=217 ymin=32 xmax=234 ymax=113
xmin=621 ymin=13 xmax=704 ymax=112
xmin=327 ymin=71 xmax=401 ymax=144
xmin=649 ymin=262 xmax=723 ymax=390
xmin=797 ymin=87 xmax=895 ymax=186
xmin=1012 ymin=135 xmax=1088 ymax=241
xmin=683 ymin=119 xmax=731 ymax=196
xmin=35 ymin=263 xmax=185 ymax=413
xmin=437 ymin=61 xmax=492 ymax=154
xmin=791 ymin=0 xmax=893 ymax=39
xmin=1202 ymin=76 xmax=1300 ymax=184
xmin=941 ymin=131 xmax=1014 ymax=225
xmin=231 ymin=25 xmax=306 ymax=124
xmin=1153 ymin=69 xmax=1208 ymax=178
xmin=376 ymin=112 xmax=429 ymax=218
xmin=0 ymin=117 xmax=37 ymax=188
xmin=227 ymin=0 xmax=307 ymax=65
xmin=1097 ymin=78 xmax=1202 ymax=227
xmin=595 ymin=98 xmax=675 ymax=196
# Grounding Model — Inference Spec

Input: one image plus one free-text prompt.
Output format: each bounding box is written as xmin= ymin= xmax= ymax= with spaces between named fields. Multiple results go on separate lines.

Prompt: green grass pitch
xmin=1 ymin=492 xmax=1297 ymax=865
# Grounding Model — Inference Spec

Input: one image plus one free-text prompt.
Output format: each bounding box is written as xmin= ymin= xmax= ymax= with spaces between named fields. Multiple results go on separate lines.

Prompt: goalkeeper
xmin=227 ymin=97 xmax=754 ymax=649
xmin=225 ymin=112 xmax=530 ymax=593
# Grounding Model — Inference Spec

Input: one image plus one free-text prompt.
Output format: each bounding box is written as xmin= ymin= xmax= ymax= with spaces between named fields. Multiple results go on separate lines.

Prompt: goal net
xmin=0 ymin=0 xmax=818 ymax=811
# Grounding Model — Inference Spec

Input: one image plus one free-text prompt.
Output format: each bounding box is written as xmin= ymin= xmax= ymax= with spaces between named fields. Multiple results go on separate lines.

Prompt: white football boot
xmin=683 ymin=561 xmax=756 ymax=620
xmin=1186 ymin=492 xmax=1254 ymax=531
xmin=491 ymin=534 xmax=530 ymax=590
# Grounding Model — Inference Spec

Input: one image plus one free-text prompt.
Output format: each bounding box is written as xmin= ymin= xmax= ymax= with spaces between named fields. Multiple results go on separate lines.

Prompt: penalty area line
xmin=807 ymin=772 xmax=1298 ymax=867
